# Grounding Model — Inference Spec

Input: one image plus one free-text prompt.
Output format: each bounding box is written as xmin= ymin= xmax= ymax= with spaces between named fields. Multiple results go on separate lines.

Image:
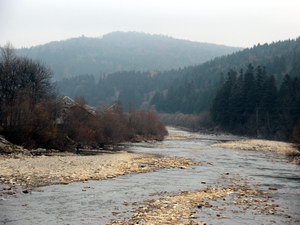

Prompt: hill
xmin=16 ymin=31 xmax=241 ymax=80
xmin=58 ymin=37 xmax=299 ymax=113
xmin=152 ymin=37 xmax=300 ymax=114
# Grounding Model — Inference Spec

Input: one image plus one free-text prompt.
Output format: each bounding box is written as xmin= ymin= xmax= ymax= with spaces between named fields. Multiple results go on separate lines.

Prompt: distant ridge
xmin=16 ymin=31 xmax=242 ymax=80
xmin=57 ymin=37 xmax=300 ymax=112
xmin=152 ymin=37 xmax=300 ymax=114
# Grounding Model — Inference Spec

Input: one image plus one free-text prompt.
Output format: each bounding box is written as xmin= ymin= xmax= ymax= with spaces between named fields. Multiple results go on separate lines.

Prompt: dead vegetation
xmin=0 ymin=45 xmax=168 ymax=151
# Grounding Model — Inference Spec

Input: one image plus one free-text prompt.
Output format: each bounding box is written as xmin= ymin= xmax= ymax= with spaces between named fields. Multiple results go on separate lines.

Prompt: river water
xmin=0 ymin=128 xmax=299 ymax=224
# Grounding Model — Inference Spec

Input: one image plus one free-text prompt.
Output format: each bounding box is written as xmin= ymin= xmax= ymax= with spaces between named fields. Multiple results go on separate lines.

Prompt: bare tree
xmin=0 ymin=43 xmax=54 ymax=135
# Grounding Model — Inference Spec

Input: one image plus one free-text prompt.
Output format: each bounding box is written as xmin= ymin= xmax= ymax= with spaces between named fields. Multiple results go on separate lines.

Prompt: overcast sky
xmin=1 ymin=0 xmax=299 ymax=48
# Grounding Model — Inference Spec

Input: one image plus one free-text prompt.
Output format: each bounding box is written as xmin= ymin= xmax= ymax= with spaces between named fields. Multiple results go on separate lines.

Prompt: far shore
xmin=213 ymin=139 xmax=300 ymax=164
xmin=166 ymin=126 xmax=300 ymax=164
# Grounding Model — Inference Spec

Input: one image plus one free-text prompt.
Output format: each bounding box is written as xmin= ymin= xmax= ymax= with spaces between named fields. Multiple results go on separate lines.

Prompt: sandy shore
xmin=213 ymin=139 xmax=300 ymax=164
xmin=0 ymin=152 xmax=198 ymax=188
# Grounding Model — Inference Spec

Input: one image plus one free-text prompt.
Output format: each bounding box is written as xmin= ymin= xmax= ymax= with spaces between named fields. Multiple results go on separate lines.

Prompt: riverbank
xmin=1 ymin=127 xmax=299 ymax=224
xmin=213 ymin=139 xmax=300 ymax=164
xmin=0 ymin=152 xmax=198 ymax=189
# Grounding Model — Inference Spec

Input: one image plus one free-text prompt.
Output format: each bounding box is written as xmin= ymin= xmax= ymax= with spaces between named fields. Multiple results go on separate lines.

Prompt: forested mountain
xmin=57 ymin=69 xmax=186 ymax=109
xmin=16 ymin=31 xmax=241 ymax=80
xmin=58 ymin=38 xmax=299 ymax=113
xmin=152 ymin=38 xmax=300 ymax=114
xmin=57 ymin=37 xmax=299 ymax=140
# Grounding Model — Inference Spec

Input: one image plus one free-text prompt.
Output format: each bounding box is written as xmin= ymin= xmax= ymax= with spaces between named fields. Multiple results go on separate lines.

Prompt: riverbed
xmin=0 ymin=128 xmax=299 ymax=224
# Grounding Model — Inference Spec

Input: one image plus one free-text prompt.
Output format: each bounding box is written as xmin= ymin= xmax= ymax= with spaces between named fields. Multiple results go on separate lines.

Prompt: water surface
xmin=0 ymin=128 xmax=299 ymax=224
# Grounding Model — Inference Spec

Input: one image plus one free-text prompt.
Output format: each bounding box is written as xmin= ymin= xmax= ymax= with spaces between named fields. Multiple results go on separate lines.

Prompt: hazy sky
xmin=1 ymin=0 xmax=299 ymax=48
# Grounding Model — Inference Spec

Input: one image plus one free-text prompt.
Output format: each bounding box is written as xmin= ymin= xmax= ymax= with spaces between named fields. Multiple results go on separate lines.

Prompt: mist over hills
xmin=152 ymin=37 xmax=300 ymax=114
xmin=8 ymin=32 xmax=300 ymax=140
xmin=16 ymin=31 xmax=242 ymax=80
xmin=57 ymin=37 xmax=300 ymax=113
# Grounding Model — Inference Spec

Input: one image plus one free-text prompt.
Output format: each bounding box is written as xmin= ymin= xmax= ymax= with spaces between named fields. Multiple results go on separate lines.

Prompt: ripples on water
xmin=0 ymin=128 xmax=299 ymax=224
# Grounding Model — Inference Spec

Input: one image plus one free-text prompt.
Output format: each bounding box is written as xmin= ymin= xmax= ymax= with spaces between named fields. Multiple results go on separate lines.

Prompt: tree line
xmin=57 ymin=38 xmax=299 ymax=117
xmin=0 ymin=44 xmax=167 ymax=151
xmin=152 ymin=38 xmax=300 ymax=114
xmin=211 ymin=64 xmax=300 ymax=141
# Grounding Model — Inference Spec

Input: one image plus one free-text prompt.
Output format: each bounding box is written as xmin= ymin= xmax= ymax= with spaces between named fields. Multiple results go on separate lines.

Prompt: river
xmin=0 ymin=128 xmax=299 ymax=224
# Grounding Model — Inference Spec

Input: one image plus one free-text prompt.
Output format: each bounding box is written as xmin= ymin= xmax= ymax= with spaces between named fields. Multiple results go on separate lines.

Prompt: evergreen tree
xmin=211 ymin=65 xmax=299 ymax=140
xmin=243 ymin=64 xmax=256 ymax=118
xmin=229 ymin=72 xmax=244 ymax=129
xmin=211 ymin=70 xmax=237 ymax=128
xmin=260 ymin=75 xmax=277 ymax=136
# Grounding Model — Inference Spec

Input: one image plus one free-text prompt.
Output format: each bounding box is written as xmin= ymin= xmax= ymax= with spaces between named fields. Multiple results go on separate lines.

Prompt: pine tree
xmin=229 ymin=72 xmax=244 ymax=129
xmin=260 ymin=75 xmax=277 ymax=136
xmin=211 ymin=70 xmax=237 ymax=128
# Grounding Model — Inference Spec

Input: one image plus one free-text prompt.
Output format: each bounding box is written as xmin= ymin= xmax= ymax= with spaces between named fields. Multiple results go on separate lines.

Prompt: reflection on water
xmin=0 ymin=128 xmax=299 ymax=224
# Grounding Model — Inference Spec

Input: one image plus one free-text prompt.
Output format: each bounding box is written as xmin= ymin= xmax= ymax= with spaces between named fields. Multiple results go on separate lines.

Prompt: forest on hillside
xmin=17 ymin=32 xmax=241 ymax=80
xmin=57 ymin=37 xmax=300 ymax=141
xmin=57 ymin=69 xmax=186 ymax=109
xmin=152 ymin=38 xmax=300 ymax=114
